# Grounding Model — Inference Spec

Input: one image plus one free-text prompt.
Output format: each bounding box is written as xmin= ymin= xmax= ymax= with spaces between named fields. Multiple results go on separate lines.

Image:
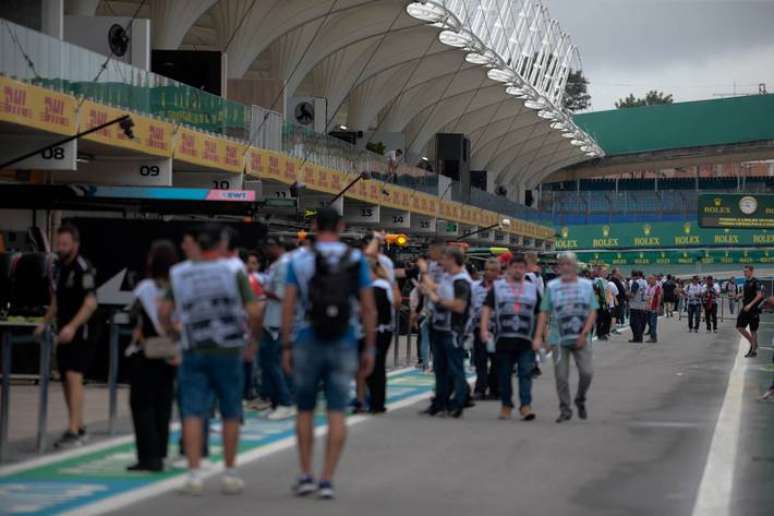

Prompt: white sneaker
xmin=267 ymin=405 xmax=297 ymax=420
xmin=179 ymin=477 xmax=204 ymax=496
xmin=222 ymin=475 xmax=244 ymax=495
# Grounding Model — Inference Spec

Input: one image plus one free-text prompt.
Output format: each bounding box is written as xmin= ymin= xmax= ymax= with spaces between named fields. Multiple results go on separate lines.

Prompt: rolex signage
xmin=555 ymin=221 xmax=772 ymax=250
xmin=698 ymin=193 xmax=774 ymax=229
xmin=577 ymin=249 xmax=773 ymax=266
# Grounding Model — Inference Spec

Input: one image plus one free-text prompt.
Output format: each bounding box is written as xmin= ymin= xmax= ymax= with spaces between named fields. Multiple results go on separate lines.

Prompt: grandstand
xmin=541 ymin=175 xmax=774 ymax=224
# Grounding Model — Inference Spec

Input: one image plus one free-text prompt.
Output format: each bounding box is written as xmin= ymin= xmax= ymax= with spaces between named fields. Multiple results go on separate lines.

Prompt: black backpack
xmin=308 ymin=246 xmax=360 ymax=340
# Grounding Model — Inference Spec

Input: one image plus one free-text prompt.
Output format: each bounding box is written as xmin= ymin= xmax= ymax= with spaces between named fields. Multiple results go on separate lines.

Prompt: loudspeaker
xmin=436 ymin=133 xmax=465 ymax=161
xmin=471 ymin=170 xmax=487 ymax=191
xmin=525 ymin=189 xmax=534 ymax=207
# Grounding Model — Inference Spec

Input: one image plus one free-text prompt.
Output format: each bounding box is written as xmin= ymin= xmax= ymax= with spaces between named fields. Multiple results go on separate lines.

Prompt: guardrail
xmin=0 ymin=19 xmax=552 ymax=231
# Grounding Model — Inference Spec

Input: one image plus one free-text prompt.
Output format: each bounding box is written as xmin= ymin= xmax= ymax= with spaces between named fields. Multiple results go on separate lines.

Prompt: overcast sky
xmin=548 ymin=0 xmax=774 ymax=111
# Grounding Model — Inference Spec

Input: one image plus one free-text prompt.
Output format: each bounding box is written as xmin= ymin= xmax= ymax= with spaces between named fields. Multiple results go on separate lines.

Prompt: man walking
xmin=533 ymin=252 xmax=597 ymax=423
xmin=685 ymin=276 xmax=704 ymax=333
xmin=702 ymin=276 xmax=719 ymax=333
xmin=471 ymin=258 xmax=500 ymax=400
xmin=610 ymin=268 xmax=627 ymax=333
xmin=736 ymin=265 xmax=764 ymax=358
xmin=662 ymin=275 xmax=677 ymax=317
xmin=725 ymin=276 xmax=738 ymax=315
xmin=36 ymin=225 xmax=97 ymax=448
xmin=260 ymin=238 xmax=296 ymax=420
xmin=628 ymin=271 xmax=647 ymax=343
xmin=422 ymin=247 xmax=473 ymax=418
xmin=592 ymin=266 xmax=610 ymax=340
xmin=480 ymin=254 xmax=541 ymax=421
xmin=645 ymin=275 xmax=662 ymax=343
xmin=281 ymin=208 xmax=376 ymax=499
xmin=161 ymin=224 xmax=263 ymax=495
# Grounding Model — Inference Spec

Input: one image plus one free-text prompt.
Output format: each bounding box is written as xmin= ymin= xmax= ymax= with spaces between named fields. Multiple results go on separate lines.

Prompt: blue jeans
xmin=419 ymin=318 xmax=431 ymax=365
xmin=293 ymin=328 xmax=358 ymax=412
xmin=259 ymin=329 xmax=293 ymax=407
xmin=687 ymin=304 xmax=701 ymax=330
xmin=431 ymin=329 xmax=467 ymax=411
xmin=648 ymin=311 xmax=658 ymax=340
xmin=497 ymin=348 xmax=535 ymax=408
xmin=178 ymin=350 xmax=244 ymax=421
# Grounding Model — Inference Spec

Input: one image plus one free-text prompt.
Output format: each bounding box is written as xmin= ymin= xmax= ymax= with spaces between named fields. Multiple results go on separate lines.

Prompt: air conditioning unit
xmin=286 ymin=97 xmax=327 ymax=134
xmin=64 ymin=16 xmax=150 ymax=69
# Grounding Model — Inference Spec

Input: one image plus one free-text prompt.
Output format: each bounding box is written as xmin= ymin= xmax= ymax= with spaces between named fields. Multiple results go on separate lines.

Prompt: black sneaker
xmin=448 ymin=408 xmax=464 ymax=419
xmin=555 ymin=412 xmax=572 ymax=423
xmin=54 ymin=431 xmax=83 ymax=449
xmin=293 ymin=475 xmax=317 ymax=497
xmin=575 ymin=401 xmax=588 ymax=420
xmin=317 ymin=480 xmax=335 ymax=500
xmin=420 ymin=405 xmax=443 ymax=416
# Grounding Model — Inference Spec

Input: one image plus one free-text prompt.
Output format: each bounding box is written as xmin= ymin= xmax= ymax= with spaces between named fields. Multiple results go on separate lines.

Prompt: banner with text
xmin=555 ymin=221 xmax=774 ymax=250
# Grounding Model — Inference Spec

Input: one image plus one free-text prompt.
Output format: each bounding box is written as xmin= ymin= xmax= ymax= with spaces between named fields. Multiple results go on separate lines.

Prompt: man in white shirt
xmin=386 ymin=148 xmax=403 ymax=182
xmin=685 ymin=276 xmax=704 ymax=333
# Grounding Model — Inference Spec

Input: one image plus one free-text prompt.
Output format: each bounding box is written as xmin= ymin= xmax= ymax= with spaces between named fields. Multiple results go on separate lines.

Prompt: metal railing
xmin=0 ymin=18 xmax=553 ymax=230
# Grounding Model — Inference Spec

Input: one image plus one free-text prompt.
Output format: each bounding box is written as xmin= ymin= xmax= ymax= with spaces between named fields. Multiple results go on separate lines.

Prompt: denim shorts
xmin=293 ymin=328 xmax=358 ymax=412
xmin=178 ymin=350 xmax=244 ymax=421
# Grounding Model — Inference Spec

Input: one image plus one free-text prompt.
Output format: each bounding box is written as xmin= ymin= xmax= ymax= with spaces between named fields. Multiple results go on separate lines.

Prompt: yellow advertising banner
xmin=0 ymin=76 xmax=77 ymax=136
xmin=173 ymin=126 xmax=245 ymax=172
xmin=390 ymin=187 xmax=413 ymax=212
xmin=80 ymin=101 xmax=173 ymax=157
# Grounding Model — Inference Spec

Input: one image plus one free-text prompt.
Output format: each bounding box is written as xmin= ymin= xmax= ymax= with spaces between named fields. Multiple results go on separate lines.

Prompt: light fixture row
xmin=406 ymin=1 xmax=604 ymax=159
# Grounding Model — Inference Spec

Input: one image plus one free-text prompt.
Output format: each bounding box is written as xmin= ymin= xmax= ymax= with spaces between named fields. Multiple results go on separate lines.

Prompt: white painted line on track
xmin=0 ymin=366 xmax=417 ymax=478
xmin=55 ymin=367 xmax=430 ymax=516
xmin=691 ymin=336 xmax=747 ymax=516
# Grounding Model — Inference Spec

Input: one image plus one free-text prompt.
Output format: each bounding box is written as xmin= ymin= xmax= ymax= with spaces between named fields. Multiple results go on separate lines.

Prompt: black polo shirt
xmin=54 ymin=254 xmax=96 ymax=339
xmin=742 ymin=277 xmax=763 ymax=311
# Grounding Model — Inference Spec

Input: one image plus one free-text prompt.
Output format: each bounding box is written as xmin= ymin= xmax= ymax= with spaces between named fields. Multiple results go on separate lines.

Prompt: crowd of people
xmin=32 ymin=213 xmax=774 ymax=500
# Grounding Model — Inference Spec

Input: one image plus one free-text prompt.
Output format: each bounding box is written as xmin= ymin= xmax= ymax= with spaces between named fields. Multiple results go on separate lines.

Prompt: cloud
xmin=549 ymin=0 xmax=774 ymax=109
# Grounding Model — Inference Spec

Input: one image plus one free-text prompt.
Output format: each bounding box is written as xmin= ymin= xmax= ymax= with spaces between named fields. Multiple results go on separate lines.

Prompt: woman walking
xmin=367 ymin=261 xmax=399 ymax=414
xmin=127 ymin=240 xmax=179 ymax=472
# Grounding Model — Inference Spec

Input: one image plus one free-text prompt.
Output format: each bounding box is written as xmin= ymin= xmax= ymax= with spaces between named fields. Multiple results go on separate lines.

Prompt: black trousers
xmin=704 ymin=304 xmax=718 ymax=331
xmin=367 ymin=331 xmax=392 ymax=412
xmin=473 ymin=335 xmax=499 ymax=396
xmin=129 ymin=354 xmax=175 ymax=468
xmin=596 ymin=308 xmax=611 ymax=337
xmin=629 ymin=309 xmax=646 ymax=342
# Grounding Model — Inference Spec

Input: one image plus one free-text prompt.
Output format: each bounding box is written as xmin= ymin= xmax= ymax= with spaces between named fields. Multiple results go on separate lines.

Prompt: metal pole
xmin=406 ymin=317 xmax=413 ymax=366
xmin=393 ymin=310 xmax=400 ymax=368
xmin=108 ymin=313 xmax=119 ymax=436
xmin=36 ymin=328 xmax=52 ymax=454
xmin=720 ymin=294 xmax=725 ymax=323
xmin=0 ymin=330 xmax=12 ymax=463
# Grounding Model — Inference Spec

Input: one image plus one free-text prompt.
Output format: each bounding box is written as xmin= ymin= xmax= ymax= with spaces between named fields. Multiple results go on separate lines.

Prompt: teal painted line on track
xmin=0 ymin=368 xmax=434 ymax=515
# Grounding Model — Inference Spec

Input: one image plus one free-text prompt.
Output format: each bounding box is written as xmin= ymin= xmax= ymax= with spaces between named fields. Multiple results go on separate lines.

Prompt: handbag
xmin=142 ymin=336 xmax=178 ymax=359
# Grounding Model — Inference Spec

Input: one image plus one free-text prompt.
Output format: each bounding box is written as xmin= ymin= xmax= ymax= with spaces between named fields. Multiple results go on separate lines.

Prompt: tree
xmin=615 ymin=90 xmax=674 ymax=109
xmin=563 ymin=69 xmax=591 ymax=112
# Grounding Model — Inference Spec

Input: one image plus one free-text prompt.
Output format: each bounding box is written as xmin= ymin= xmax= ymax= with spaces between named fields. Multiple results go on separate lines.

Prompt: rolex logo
xmin=724 ymin=228 xmax=730 ymax=234
xmin=639 ymin=252 xmax=644 ymax=258
xmin=661 ymin=251 xmax=666 ymax=258
xmin=616 ymin=253 xmax=622 ymax=258
xmin=683 ymin=222 xmax=691 ymax=234
xmin=602 ymin=225 xmax=610 ymax=237
xmin=713 ymin=197 xmax=722 ymax=207
xmin=643 ymin=224 xmax=651 ymax=236
xmin=561 ymin=226 xmax=569 ymax=239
